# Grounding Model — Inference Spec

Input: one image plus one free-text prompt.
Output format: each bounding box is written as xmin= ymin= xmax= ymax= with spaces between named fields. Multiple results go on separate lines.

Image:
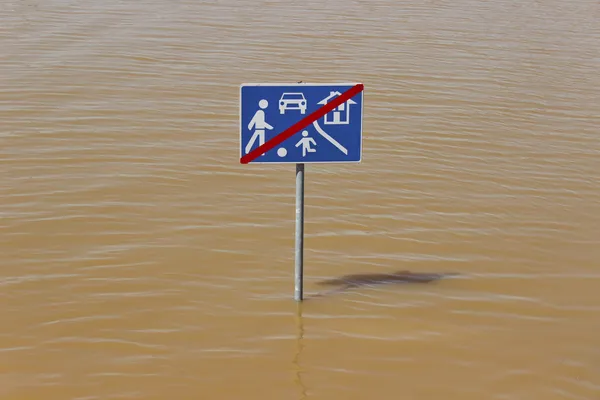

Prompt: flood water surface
xmin=1 ymin=0 xmax=600 ymax=399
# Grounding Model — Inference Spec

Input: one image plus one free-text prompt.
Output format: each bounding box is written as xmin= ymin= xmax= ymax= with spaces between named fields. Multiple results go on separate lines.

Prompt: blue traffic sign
xmin=240 ymin=83 xmax=363 ymax=164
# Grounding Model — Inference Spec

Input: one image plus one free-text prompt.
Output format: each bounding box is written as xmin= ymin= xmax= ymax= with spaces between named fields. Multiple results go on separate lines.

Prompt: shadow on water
xmin=308 ymin=270 xmax=460 ymax=299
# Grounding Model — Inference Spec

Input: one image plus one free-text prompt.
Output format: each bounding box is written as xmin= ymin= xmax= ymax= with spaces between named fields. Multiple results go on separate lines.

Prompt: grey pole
xmin=294 ymin=163 xmax=305 ymax=301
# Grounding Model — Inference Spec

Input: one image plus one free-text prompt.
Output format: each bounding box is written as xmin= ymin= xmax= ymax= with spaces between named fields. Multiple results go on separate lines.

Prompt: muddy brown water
xmin=1 ymin=0 xmax=599 ymax=399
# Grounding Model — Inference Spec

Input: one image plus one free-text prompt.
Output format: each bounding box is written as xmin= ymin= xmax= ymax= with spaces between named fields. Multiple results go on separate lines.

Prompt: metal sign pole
xmin=294 ymin=163 xmax=305 ymax=301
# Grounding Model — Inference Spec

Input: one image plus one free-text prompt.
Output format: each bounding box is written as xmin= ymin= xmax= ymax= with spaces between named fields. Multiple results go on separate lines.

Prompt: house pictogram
xmin=317 ymin=91 xmax=357 ymax=125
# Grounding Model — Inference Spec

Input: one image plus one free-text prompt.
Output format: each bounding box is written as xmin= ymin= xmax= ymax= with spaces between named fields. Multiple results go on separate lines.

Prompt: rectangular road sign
xmin=240 ymin=83 xmax=364 ymax=164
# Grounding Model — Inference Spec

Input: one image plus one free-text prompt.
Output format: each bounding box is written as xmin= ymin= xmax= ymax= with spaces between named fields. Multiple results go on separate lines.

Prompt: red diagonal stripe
xmin=240 ymin=83 xmax=364 ymax=164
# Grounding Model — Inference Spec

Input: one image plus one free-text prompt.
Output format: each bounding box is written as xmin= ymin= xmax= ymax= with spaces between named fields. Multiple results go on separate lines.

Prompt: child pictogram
xmin=295 ymin=130 xmax=317 ymax=157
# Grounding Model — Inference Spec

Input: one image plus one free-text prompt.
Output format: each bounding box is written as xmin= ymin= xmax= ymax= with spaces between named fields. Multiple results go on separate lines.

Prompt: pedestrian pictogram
xmin=245 ymin=99 xmax=273 ymax=156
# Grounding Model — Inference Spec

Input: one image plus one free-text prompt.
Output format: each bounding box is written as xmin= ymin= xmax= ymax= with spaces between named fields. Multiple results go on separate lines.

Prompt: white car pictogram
xmin=279 ymin=93 xmax=307 ymax=114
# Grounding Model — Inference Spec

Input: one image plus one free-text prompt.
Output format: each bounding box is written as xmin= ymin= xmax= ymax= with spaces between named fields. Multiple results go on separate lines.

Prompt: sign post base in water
xmin=295 ymin=163 xmax=305 ymax=301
